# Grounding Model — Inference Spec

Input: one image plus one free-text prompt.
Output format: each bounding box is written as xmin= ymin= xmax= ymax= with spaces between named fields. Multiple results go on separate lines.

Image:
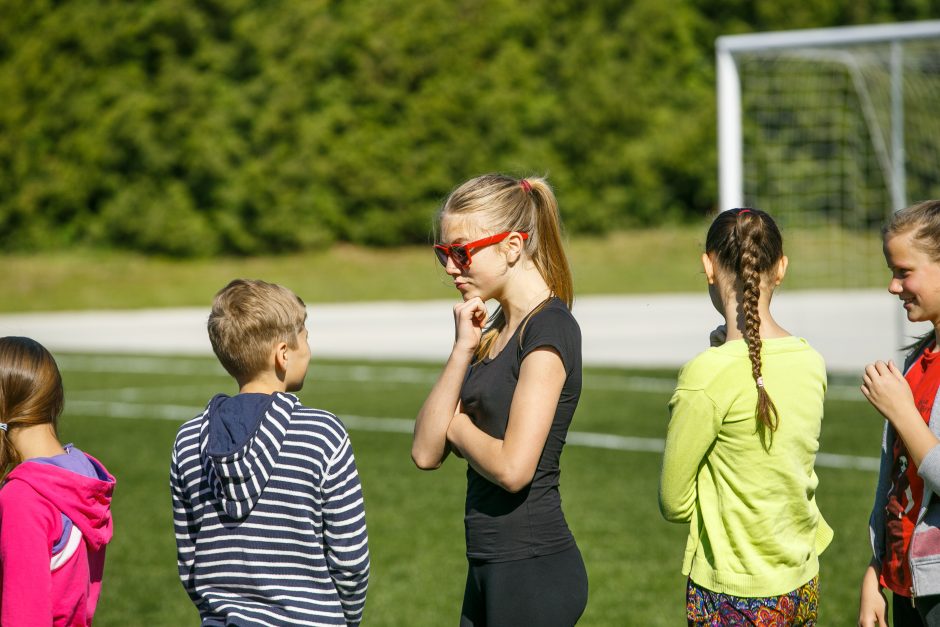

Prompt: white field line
xmin=64 ymin=401 xmax=880 ymax=472
xmin=59 ymin=354 xmax=878 ymax=471
xmin=56 ymin=354 xmax=866 ymax=400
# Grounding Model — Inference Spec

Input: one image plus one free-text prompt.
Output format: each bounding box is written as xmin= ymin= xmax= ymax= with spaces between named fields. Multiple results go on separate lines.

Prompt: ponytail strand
xmin=525 ymin=177 xmax=573 ymax=309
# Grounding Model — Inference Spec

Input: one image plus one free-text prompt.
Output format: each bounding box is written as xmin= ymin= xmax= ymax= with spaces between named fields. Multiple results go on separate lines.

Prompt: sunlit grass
xmin=56 ymin=353 xmax=883 ymax=626
xmin=0 ymin=225 xmax=887 ymax=312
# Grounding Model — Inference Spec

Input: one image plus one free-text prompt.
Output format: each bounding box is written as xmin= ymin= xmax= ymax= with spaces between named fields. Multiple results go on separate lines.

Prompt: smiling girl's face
xmin=885 ymin=229 xmax=940 ymax=327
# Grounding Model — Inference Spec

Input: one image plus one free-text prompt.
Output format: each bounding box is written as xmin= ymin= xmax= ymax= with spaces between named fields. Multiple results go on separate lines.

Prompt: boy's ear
xmin=273 ymin=341 xmax=289 ymax=373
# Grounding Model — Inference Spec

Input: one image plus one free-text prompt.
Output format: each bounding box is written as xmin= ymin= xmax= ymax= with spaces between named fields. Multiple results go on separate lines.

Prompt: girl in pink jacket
xmin=0 ymin=336 xmax=115 ymax=626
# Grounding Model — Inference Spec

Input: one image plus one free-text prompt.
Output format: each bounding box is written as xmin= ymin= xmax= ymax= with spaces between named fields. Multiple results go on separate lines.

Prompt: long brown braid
xmin=706 ymin=208 xmax=783 ymax=440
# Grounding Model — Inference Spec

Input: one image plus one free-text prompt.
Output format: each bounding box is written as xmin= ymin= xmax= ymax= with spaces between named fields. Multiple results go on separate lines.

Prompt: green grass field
xmin=0 ymin=226 xmax=887 ymax=312
xmin=55 ymin=353 xmax=881 ymax=626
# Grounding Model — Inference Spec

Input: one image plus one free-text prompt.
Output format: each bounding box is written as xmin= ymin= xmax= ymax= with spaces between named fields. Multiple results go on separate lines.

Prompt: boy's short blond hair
xmin=208 ymin=279 xmax=307 ymax=382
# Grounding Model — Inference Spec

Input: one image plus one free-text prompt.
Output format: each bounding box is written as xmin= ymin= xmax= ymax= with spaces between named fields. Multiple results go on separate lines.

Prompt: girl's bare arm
xmin=412 ymin=298 xmax=487 ymax=470
xmin=446 ymin=348 xmax=564 ymax=492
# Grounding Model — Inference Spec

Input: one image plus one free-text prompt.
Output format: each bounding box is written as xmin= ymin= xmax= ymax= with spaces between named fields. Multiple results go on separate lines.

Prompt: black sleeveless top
xmin=459 ymin=298 xmax=582 ymax=562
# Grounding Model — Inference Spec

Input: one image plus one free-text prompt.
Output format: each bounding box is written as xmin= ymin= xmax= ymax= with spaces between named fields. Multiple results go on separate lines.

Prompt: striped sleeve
xmin=322 ymin=435 xmax=370 ymax=626
xmin=170 ymin=420 xmax=201 ymax=605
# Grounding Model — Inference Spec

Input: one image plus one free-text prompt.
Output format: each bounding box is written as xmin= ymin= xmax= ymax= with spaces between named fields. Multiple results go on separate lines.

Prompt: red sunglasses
xmin=434 ymin=232 xmax=529 ymax=268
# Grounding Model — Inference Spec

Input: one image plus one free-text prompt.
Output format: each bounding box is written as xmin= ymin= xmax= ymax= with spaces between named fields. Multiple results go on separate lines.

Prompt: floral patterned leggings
xmin=686 ymin=576 xmax=819 ymax=626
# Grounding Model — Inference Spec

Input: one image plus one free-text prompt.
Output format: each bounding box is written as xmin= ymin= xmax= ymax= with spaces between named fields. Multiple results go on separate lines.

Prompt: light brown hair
xmin=706 ymin=208 xmax=783 ymax=439
xmin=0 ymin=337 xmax=64 ymax=477
xmin=438 ymin=174 xmax=573 ymax=361
xmin=208 ymin=279 xmax=307 ymax=382
xmin=883 ymin=199 xmax=940 ymax=260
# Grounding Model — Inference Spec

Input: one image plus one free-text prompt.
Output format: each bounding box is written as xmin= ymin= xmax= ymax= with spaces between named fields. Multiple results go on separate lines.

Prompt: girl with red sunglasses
xmin=413 ymin=174 xmax=587 ymax=626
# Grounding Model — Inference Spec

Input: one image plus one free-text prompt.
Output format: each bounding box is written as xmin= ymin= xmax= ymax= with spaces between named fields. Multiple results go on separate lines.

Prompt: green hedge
xmin=0 ymin=0 xmax=929 ymax=255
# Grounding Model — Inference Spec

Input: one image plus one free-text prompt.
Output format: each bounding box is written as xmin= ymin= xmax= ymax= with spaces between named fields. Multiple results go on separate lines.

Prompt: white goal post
xmin=716 ymin=22 xmax=940 ymax=357
xmin=717 ymin=20 xmax=940 ymax=293
xmin=717 ymin=20 xmax=940 ymax=215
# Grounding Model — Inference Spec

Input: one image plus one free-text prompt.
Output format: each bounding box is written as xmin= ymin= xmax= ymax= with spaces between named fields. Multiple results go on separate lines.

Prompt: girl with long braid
xmin=412 ymin=174 xmax=588 ymax=626
xmin=659 ymin=208 xmax=832 ymax=625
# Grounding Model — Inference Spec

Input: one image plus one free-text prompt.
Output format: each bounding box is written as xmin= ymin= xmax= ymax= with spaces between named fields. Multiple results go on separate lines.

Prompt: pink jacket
xmin=0 ymin=453 xmax=115 ymax=626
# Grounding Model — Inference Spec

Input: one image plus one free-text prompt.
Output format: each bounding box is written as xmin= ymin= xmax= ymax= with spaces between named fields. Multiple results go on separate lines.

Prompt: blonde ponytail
xmin=526 ymin=178 xmax=573 ymax=308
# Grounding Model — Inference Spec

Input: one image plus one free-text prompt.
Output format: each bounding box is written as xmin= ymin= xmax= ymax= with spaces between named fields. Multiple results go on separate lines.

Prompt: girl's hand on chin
xmin=861 ymin=360 xmax=916 ymax=423
xmin=453 ymin=297 xmax=487 ymax=353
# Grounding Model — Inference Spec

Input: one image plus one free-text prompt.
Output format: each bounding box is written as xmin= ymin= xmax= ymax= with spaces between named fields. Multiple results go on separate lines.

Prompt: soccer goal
xmin=717 ymin=21 xmax=940 ymax=289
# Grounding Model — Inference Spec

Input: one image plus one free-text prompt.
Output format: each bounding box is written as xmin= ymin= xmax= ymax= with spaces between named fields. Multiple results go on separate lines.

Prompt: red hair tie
xmin=520 ymin=179 xmax=532 ymax=194
xmin=738 ymin=208 xmax=752 ymax=214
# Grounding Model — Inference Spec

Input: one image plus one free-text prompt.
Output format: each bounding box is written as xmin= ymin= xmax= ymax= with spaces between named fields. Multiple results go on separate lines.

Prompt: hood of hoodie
xmin=5 ymin=453 xmax=115 ymax=551
xmin=202 ymin=392 xmax=297 ymax=520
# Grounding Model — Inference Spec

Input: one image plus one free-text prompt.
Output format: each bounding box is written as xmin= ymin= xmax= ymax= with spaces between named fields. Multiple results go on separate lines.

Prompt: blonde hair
xmin=706 ymin=208 xmax=783 ymax=442
xmin=438 ymin=174 xmax=573 ymax=361
xmin=884 ymin=199 xmax=940 ymax=260
xmin=208 ymin=279 xmax=307 ymax=382
xmin=884 ymin=200 xmax=940 ymax=353
xmin=0 ymin=337 xmax=64 ymax=477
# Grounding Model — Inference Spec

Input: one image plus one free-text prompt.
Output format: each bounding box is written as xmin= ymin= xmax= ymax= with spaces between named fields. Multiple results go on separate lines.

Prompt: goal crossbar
xmin=716 ymin=20 xmax=940 ymax=211
xmin=717 ymin=20 xmax=940 ymax=54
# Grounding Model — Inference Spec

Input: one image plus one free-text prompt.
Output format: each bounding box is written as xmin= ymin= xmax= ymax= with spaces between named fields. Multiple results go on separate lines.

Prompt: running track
xmin=0 ymin=290 xmax=924 ymax=372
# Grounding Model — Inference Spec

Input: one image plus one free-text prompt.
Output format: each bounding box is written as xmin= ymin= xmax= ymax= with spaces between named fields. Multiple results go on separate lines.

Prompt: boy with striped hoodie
xmin=171 ymin=279 xmax=369 ymax=626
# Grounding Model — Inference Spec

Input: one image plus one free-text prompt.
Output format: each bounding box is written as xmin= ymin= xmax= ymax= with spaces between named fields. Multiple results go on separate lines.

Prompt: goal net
xmin=717 ymin=22 xmax=940 ymax=289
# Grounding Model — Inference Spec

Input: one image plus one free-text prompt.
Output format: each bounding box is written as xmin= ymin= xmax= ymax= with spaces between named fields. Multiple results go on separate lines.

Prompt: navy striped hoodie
xmin=171 ymin=392 xmax=369 ymax=626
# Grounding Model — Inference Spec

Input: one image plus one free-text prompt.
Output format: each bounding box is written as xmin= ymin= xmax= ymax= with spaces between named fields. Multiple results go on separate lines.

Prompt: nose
xmin=444 ymin=255 xmax=463 ymax=277
xmin=888 ymin=277 xmax=902 ymax=295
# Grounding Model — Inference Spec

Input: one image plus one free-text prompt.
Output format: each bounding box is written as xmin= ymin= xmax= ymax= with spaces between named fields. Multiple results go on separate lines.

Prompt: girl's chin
xmin=906 ymin=309 xmax=935 ymax=324
xmin=460 ymin=290 xmax=490 ymax=304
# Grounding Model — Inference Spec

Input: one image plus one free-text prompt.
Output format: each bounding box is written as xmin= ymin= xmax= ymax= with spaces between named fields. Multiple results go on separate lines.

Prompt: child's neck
xmin=721 ymin=296 xmax=790 ymax=342
xmin=239 ymin=382 xmax=286 ymax=395
xmin=8 ymin=423 xmax=66 ymax=461
xmin=495 ymin=270 xmax=552 ymax=332
xmin=238 ymin=372 xmax=290 ymax=395
xmin=723 ymin=320 xmax=789 ymax=342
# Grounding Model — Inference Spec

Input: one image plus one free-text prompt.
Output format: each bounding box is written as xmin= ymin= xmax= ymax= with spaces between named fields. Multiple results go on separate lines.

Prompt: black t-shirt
xmin=460 ymin=297 xmax=582 ymax=562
